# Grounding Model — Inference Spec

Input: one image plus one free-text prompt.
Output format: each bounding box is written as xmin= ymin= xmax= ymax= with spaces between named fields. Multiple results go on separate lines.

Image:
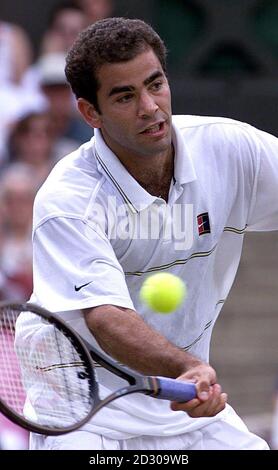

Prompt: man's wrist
xmin=174 ymin=351 xmax=204 ymax=376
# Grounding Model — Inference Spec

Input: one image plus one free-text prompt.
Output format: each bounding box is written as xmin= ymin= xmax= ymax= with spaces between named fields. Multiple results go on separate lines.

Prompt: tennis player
xmin=28 ymin=18 xmax=277 ymax=450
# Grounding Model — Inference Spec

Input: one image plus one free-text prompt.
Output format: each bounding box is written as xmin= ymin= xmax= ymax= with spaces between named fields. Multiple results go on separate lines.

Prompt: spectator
xmin=41 ymin=1 xmax=86 ymax=54
xmin=0 ymin=163 xmax=38 ymax=302
xmin=75 ymin=0 xmax=114 ymax=26
xmin=37 ymin=52 xmax=92 ymax=144
xmin=0 ymin=20 xmax=32 ymax=86
xmin=0 ymin=86 xmax=46 ymax=169
xmin=7 ymin=112 xmax=69 ymax=184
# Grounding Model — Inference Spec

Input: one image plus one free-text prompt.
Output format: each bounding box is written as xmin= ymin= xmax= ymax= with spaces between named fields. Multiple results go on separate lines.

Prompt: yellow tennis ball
xmin=140 ymin=273 xmax=187 ymax=314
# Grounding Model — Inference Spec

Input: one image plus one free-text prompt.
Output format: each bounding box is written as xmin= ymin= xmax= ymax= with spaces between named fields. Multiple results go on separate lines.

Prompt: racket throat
xmin=92 ymin=385 xmax=147 ymax=416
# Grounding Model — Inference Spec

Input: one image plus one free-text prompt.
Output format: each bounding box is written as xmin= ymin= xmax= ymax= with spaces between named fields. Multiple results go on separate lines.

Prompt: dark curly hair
xmin=65 ymin=17 xmax=167 ymax=112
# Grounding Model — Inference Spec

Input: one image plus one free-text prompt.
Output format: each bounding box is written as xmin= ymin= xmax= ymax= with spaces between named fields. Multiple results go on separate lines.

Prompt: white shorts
xmin=30 ymin=412 xmax=269 ymax=450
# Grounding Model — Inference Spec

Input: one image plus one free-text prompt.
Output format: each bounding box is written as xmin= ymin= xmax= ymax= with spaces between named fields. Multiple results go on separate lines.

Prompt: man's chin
xmin=137 ymin=140 xmax=172 ymax=158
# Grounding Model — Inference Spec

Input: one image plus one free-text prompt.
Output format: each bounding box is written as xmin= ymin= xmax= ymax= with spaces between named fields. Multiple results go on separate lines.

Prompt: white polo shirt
xmin=28 ymin=115 xmax=278 ymax=438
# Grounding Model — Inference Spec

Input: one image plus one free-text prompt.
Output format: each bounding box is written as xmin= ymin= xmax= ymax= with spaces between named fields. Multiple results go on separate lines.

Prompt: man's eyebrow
xmin=108 ymin=71 xmax=164 ymax=97
xmin=108 ymin=85 xmax=134 ymax=97
xmin=144 ymin=71 xmax=164 ymax=86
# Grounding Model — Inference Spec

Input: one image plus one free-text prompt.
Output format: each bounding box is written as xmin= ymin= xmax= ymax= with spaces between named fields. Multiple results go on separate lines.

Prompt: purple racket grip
xmin=156 ymin=377 xmax=197 ymax=402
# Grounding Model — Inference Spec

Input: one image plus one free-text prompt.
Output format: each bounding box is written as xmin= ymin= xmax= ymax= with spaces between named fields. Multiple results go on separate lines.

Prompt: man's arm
xmin=84 ymin=304 xmax=227 ymax=417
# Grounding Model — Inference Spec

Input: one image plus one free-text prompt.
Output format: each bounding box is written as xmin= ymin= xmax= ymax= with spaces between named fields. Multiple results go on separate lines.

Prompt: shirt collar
xmin=171 ymin=116 xmax=196 ymax=185
xmin=94 ymin=117 xmax=196 ymax=213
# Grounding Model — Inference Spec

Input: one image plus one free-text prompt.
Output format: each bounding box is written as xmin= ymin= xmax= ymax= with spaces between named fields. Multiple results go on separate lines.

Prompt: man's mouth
xmin=140 ymin=122 xmax=165 ymax=135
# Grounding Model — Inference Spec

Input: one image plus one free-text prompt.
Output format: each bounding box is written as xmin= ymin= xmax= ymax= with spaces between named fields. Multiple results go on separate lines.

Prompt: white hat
xmin=37 ymin=53 xmax=68 ymax=87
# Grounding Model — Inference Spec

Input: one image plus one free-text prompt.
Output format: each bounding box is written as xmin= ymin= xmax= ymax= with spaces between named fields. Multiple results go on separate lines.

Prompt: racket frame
xmin=0 ymin=302 xmax=196 ymax=436
xmin=0 ymin=302 xmax=155 ymax=435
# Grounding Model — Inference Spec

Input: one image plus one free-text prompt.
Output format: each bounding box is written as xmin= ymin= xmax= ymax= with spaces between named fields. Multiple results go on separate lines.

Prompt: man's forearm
xmin=84 ymin=304 xmax=203 ymax=377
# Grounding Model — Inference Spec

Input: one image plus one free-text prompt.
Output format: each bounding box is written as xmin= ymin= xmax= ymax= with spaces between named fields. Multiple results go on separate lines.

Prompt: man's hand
xmin=84 ymin=305 xmax=227 ymax=418
xmin=170 ymin=363 xmax=227 ymax=417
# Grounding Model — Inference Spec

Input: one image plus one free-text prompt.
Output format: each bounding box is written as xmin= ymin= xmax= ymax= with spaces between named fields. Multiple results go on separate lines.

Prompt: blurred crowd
xmin=2 ymin=0 xmax=278 ymax=452
xmin=0 ymin=0 xmax=113 ymax=450
xmin=0 ymin=0 xmax=115 ymax=304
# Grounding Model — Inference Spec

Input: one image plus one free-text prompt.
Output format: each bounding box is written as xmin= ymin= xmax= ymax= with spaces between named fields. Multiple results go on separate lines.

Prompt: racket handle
xmin=156 ymin=377 xmax=197 ymax=402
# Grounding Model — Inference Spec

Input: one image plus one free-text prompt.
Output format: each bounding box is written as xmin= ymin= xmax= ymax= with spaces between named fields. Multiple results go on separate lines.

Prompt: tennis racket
xmin=0 ymin=301 xmax=197 ymax=436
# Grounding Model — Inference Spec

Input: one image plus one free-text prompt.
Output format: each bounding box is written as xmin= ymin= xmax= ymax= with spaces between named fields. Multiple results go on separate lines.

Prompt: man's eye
xmin=151 ymin=81 xmax=163 ymax=91
xmin=117 ymin=95 xmax=133 ymax=103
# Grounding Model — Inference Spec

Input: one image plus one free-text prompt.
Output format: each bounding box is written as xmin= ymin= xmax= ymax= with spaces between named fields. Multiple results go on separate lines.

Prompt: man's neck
xmin=124 ymin=145 xmax=175 ymax=201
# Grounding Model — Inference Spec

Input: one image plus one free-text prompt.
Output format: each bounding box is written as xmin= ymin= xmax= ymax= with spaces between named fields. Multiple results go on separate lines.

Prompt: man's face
xmin=94 ymin=48 xmax=172 ymax=162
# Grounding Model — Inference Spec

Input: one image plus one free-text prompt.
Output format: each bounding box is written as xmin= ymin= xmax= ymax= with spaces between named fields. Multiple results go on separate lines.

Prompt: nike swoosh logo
xmin=74 ymin=281 xmax=93 ymax=292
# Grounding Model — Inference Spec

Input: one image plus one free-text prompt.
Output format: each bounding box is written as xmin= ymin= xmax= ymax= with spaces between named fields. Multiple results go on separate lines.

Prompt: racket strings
xmin=0 ymin=307 xmax=96 ymax=430
xmin=0 ymin=310 xmax=26 ymax=414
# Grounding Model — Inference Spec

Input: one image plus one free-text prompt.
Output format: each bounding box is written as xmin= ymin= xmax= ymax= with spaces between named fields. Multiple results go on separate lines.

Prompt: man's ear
xmin=77 ymin=98 xmax=102 ymax=128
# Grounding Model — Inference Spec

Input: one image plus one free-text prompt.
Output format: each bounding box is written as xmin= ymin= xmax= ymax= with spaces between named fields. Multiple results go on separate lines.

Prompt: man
xmin=28 ymin=18 xmax=275 ymax=449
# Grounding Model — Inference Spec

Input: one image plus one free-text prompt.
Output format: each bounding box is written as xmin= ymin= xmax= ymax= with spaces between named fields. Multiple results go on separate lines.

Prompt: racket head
xmin=0 ymin=301 xmax=99 ymax=435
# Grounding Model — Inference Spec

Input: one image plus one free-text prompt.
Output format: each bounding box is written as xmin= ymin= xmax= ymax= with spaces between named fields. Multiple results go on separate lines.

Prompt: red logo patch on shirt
xmin=197 ymin=212 xmax=211 ymax=235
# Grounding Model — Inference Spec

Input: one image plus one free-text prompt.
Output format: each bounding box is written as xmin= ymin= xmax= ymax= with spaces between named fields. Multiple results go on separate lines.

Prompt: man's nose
xmin=137 ymin=91 xmax=158 ymax=118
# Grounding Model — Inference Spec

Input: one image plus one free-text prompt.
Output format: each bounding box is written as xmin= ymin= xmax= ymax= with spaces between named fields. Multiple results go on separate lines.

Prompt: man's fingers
xmin=188 ymin=392 xmax=227 ymax=417
xmin=170 ymin=383 xmax=227 ymax=417
xmin=170 ymin=397 xmax=200 ymax=412
xmin=197 ymin=381 xmax=220 ymax=400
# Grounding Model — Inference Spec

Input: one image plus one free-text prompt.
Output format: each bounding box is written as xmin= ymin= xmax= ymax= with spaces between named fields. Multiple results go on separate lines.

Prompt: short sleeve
xmin=247 ymin=127 xmax=278 ymax=231
xmin=32 ymin=217 xmax=134 ymax=312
